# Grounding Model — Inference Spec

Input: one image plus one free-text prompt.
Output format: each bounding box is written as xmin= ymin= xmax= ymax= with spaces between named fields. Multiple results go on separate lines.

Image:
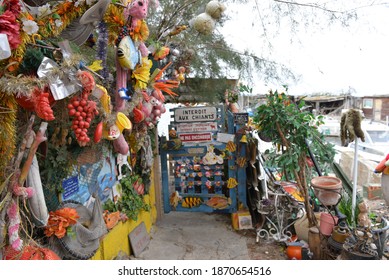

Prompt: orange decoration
xmin=44 ymin=207 xmax=79 ymax=239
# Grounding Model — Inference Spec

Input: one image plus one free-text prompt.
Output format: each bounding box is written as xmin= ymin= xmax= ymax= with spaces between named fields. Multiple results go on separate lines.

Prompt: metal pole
xmin=351 ymin=138 xmax=358 ymax=227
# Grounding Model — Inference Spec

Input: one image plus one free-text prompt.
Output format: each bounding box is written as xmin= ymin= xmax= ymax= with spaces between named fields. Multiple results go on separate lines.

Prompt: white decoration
xmin=206 ymin=0 xmax=226 ymax=20
xmin=22 ymin=20 xmax=39 ymax=35
xmin=192 ymin=13 xmax=216 ymax=35
xmin=0 ymin=34 xmax=11 ymax=60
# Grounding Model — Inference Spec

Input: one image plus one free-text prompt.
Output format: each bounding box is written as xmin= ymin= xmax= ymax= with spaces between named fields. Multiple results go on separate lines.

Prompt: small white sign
xmin=176 ymin=122 xmax=218 ymax=133
xmin=174 ymin=107 xmax=217 ymax=123
xmin=216 ymin=133 xmax=235 ymax=143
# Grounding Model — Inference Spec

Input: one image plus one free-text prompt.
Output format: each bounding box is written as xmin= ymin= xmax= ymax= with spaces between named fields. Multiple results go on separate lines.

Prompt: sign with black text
xmin=174 ymin=107 xmax=217 ymax=122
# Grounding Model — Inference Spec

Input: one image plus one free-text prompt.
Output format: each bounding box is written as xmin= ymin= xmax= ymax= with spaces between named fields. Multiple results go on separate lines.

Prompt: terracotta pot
xmin=311 ymin=176 xmax=342 ymax=206
xmin=319 ymin=212 xmax=338 ymax=236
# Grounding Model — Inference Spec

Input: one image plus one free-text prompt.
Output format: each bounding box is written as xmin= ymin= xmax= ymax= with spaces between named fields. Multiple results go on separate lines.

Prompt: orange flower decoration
xmin=153 ymin=46 xmax=170 ymax=61
xmin=149 ymin=62 xmax=179 ymax=97
xmin=44 ymin=207 xmax=79 ymax=239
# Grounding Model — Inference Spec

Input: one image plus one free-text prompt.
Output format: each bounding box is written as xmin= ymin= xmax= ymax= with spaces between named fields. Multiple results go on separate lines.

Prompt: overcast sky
xmin=219 ymin=1 xmax=389 ymax=96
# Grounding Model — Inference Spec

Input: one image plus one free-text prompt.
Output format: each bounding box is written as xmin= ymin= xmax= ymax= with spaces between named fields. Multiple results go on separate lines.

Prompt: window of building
xmin=363 ymin=98 xmax=373 ymax=109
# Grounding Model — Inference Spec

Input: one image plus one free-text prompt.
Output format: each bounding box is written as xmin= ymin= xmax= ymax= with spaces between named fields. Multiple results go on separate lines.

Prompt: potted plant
xmin=252 ymin=89 xmax=335 ymax=227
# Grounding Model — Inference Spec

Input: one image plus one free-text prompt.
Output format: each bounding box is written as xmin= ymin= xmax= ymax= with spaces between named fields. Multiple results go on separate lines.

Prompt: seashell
xmin=356 ymin=230 xmax=364 ymax=237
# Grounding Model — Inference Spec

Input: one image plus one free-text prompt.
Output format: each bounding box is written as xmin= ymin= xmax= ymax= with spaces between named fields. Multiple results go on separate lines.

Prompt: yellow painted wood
xmin=90 ymin=172 xmax=157 ymax=260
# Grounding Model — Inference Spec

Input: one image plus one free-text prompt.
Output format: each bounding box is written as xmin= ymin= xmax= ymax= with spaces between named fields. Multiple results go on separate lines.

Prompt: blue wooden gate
xmin=160 ymin=105 xmax=247 ymax=213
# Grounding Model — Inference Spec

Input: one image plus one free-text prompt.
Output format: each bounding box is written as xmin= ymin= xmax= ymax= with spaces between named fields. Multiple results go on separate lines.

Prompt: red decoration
xmin=3 ymin=245 xmax=61 ymax=260
xmin=16 ymin=88 xmax=56 ymax=120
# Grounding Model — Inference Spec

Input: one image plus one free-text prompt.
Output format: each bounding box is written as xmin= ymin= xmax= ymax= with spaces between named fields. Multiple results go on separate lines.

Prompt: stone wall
xmin=338 ymin=149 xmax=381 ymax=189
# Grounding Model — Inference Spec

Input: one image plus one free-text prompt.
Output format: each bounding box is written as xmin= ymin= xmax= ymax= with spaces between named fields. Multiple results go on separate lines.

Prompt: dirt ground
xmin=237 ymin=229 xmax=288 ymax=260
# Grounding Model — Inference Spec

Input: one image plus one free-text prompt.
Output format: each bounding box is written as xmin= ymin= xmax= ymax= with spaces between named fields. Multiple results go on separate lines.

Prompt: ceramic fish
xmin=226 ymin=141 xmax=236 ymax=152
xmin=117 ymin=36 xmax=141 ymax=70
xmin=227 ymin=177 xmax=238 ymax=189
xmin=205 ymin=196 xmax=231 ymax=209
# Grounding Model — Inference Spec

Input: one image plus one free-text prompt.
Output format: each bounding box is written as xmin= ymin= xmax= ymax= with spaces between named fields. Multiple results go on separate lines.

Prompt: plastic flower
xmin=132 ymin=57 xmax=152 ymax=90
xmin=55 ymin=19 xmax=63 ymax=27
xmin=22 ymin=20 xmax=39 ymax=35
xmin=44 ymin=208 xmax=79 ymax=239
xmin=153 ymin=46 xmax=170 ymax=61
xmin=37 ymin=3 xmax=51 ymax=17
xmin=3 ymin=0 xmax=21 ymax=15
xmin=0 ymin=11 xmax=21 ymax=49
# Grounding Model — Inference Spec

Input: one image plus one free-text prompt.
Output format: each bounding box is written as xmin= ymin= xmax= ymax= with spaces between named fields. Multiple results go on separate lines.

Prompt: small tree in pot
xmin=253 ymin=89 xmax=335 ymax=227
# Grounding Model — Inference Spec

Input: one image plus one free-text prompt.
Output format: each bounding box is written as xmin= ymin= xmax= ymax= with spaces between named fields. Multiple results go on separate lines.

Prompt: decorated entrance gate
xmin=160 ymin=105 xmax=247 ymax=213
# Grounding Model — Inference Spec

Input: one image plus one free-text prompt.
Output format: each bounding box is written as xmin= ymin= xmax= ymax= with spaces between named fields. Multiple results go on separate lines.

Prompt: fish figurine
xmin=117 ymin=36 xmax=141 ymax=70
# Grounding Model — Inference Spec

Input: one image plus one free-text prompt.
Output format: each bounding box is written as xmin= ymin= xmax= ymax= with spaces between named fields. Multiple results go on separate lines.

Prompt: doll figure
xmin=357 ymin=200 xmax=371 ymax=228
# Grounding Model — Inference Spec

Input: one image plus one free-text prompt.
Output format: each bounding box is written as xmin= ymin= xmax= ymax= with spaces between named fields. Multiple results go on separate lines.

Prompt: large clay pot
xmin=311 ymin=176 xmax=342 ymax=206
xmin=294 ymin=212 xmax=321 ymax=242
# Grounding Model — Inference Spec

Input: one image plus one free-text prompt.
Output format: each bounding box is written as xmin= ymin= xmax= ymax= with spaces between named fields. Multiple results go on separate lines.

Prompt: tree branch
xmin=273 ymin=0 xmax=389 ymax=14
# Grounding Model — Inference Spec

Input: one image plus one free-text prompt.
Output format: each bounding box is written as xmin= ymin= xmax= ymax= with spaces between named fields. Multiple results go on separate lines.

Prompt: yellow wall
xmin=91 ymin=171 xmax=157 ymax=260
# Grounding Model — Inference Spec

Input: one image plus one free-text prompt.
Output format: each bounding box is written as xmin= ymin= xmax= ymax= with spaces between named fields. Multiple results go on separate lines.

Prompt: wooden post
xmin=153 ymin=127 xmax=163 ymax=220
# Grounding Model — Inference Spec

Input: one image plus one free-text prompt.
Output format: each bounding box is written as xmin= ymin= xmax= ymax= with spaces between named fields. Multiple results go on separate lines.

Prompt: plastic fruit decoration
xmin=16 ymin=87 xmax=55 ymax=121
xmin=133 ymin=179 xmax=144 ymax=195
xmin=94 ymin=121 xmax=103 ymax=143
xmin=285 ymin=246 xmax=302 ymax=260
xmin=133 ymin=107 xmax=145 ymax=123
xmin=67 ymin=71 xmax=98 ymax=146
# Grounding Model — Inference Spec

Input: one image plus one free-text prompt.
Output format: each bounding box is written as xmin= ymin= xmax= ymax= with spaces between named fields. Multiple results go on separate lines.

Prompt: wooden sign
xmin=174 ymin=107 xmax=217 ymax=122
xmin=128 ymin=222 xmax=150 ymax=257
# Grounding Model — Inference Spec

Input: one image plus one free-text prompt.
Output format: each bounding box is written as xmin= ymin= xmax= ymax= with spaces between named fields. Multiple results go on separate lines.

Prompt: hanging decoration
xmin=0 ymin=0 xmax=187 ymax=256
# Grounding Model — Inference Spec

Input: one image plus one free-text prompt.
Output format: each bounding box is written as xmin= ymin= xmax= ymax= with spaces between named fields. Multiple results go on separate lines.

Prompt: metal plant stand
xmin=256 ymin=188 xmax=304 ymax=243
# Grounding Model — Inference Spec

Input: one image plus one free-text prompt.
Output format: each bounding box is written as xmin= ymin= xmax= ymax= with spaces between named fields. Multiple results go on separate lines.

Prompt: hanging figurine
xmin=117 ymin=152 xmax=132 ymax=181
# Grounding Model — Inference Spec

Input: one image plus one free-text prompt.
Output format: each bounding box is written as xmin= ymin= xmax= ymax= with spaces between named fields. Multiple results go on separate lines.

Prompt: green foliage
xmin=147 ymin=0 xmax=296 ymax=85
xmin=39 ymin=144 xmax=73 ymax=193
xmin=17 ymin=48 xmax=44 ymax=75
xmin=104 ymin=175 xmax=150 ymax=221
xmin=338 ymin=195 xmax=360 ymax=226
xmin=253 ymin=90 xmax=335 ymax=182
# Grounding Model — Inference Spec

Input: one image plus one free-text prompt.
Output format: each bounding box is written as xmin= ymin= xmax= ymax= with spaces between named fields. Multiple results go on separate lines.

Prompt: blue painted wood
xmin=237 ymin=142 xmax=247 ymax=208
xmin=160 ymin=140 xmax=171 ymax=213
xmin=160 ymin=107 xmax=247 ymax=214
